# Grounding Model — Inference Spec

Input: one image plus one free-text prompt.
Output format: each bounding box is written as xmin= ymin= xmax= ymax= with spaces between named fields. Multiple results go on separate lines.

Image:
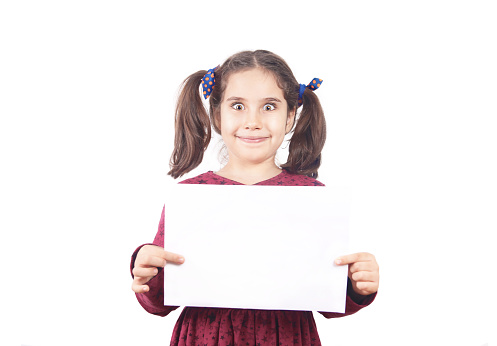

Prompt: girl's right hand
xmin=131 ymin=245 xmax=185 ymax=293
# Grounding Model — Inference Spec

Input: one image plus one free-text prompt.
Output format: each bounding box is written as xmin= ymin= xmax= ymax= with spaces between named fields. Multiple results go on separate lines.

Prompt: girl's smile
xmin=236 ymin=136 xmax=269 ymax=144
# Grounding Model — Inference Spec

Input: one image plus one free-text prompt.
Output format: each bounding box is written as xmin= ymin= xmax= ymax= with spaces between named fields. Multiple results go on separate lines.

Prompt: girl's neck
xmin=216 ymin=161 xmax=282 ymax=185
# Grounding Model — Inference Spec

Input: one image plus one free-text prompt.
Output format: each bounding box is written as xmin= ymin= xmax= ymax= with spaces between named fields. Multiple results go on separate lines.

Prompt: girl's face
xmin=219 ymin=68 xmax=294 ymax=167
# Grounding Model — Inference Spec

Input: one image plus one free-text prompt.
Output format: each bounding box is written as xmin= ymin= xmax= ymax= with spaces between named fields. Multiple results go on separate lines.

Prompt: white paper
xmin=163 ymin=184 xmax=349 ymax=313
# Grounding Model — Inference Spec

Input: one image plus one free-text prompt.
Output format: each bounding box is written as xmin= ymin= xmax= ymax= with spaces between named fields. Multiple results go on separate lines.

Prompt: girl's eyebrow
xmin=226 ymin=96 xmax=246 ymax=102
xmin=225 ymin=96 xmax=283 ymax=103
xmin=264 ymin=97 xmax=282 ymax=103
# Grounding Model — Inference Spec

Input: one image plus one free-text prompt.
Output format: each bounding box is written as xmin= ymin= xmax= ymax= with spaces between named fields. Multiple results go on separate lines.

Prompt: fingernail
xmin=335 ymin=259 xmax=342 ymax=265
xmin=178 ymin=257 xmax=184 ymax=263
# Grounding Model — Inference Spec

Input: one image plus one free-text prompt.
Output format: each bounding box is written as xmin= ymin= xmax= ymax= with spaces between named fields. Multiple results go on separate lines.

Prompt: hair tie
xmin=202 ymin=66 xmax=218 ymax=99
xmin=298 ymin=78 xmax=323 ymax=107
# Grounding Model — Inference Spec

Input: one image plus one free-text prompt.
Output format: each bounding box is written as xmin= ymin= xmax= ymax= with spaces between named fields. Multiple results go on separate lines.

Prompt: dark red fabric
xmin=132 ymin=170 xmax=376 ymax=345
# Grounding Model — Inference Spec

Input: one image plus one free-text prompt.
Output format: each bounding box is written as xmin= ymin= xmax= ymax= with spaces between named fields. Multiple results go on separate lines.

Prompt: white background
xmin=1 ymin=1 xmax=495 ymax=345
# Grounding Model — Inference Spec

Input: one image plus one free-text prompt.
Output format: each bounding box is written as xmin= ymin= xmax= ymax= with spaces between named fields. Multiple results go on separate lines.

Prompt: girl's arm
xmin=130 ymin=206 xmax=184 ymax=317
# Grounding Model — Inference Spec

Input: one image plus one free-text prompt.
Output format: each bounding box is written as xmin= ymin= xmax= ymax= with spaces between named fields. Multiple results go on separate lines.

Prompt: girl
xmin=130 ymin=50 xmax=379 ymax=345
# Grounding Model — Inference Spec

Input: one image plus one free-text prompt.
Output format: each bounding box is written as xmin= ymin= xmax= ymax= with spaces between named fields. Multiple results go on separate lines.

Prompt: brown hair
xmin=168 ymin=50 xmax=326 ymax=179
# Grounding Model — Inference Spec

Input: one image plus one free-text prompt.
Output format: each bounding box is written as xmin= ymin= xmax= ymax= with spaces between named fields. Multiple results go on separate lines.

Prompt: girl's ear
xmin=286 ymin=107 xmax=296 ymax=134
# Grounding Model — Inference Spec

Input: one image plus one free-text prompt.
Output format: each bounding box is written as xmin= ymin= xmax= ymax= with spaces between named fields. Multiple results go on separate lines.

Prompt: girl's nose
xmin=244 ymin=109 xmax=262 ymax=130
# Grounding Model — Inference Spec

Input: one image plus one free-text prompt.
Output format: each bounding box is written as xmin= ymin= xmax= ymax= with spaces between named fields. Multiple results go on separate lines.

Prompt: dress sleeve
xmin=318 ymin=278 xmax=376 ymax=319
xmin=130 ymin=206 xmax=180 ymax=317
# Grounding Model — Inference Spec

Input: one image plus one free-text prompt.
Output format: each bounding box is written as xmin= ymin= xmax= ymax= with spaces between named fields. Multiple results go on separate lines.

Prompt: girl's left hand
xmin=335 ymin=252 xmax=379 ymax=296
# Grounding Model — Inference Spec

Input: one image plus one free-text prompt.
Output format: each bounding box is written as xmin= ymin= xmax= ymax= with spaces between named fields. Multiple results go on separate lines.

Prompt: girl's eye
xmin=232 ymin=103 xmax=245 ymax=111
xmin=264 ymin=104 xmax=276 ymax=111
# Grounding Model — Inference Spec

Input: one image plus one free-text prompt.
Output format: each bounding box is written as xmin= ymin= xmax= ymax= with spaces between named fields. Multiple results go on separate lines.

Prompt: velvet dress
xmin=131 ymin=170 xmax=376 ymax=346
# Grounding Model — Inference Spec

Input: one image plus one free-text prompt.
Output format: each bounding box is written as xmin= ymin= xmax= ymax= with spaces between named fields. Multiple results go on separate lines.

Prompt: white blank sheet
xmin=163 ymin=184 xmax=349 ymax=313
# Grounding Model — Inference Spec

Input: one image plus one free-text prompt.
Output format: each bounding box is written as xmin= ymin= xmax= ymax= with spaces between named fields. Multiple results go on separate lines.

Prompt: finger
xmin=354 ymin=281 xmax=378 ymax=295
xmin=136 ymin=246 xmax=185 ymax=267
xmin=136 ymin=254 xmax=167 ymax=268
xmin=132 ymin=266 xmax=158 ymax=278
xmin=335 ymin=252 xmax=373 ymax=266
xmin=132 ymin=284 xmax=149 ymax=293
xmin=161 ymin=251 xmax=185 ymax=265
xmin=349 ymin=261 xmax=377 ymax=274
xmin=131 ymin=278 xmax=150 ymax=293
xmin=132 ymin=275 xmax=151 ymax=286
xmin=351 ymin=270 xmax=378 ymax=283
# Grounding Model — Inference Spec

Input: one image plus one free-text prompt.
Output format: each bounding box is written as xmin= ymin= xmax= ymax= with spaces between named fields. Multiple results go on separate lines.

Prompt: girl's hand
xmin=335 ymin=252 xmax=379 ymax=296
xmin=131 ymin=245 xmax=185 ymax=293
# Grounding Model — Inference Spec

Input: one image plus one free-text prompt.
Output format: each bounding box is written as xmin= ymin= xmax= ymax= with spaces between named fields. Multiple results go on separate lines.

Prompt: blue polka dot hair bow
xmin=202 ymin=67 xmax=218 ymax=99
xmin=298 ymin=78 xmax=323 ymax=107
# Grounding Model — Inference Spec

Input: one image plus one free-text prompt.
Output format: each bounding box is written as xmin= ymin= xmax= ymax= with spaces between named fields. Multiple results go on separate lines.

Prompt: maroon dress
xmin=131 ymin=170 xmax=376 ymax=346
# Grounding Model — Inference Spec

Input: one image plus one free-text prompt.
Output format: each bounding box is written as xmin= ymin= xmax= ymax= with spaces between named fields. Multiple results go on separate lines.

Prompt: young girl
xmin=130 ymin=50 xmax=379 ymax=345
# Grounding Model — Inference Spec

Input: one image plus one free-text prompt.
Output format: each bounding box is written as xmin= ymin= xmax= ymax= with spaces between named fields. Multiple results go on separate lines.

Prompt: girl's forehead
xmin=223 ymin=68 xmax=284 ymax=100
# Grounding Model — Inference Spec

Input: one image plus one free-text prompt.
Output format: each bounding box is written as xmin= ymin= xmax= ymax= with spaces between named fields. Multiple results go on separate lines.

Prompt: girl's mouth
xmin=236 ymin=136 xmax=269 ymax=143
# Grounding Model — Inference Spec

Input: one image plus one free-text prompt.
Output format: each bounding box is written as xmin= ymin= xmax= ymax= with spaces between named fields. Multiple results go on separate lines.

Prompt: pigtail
xmin=281 ymin=88 xmax=326 ymax=178
xmin=168 ymin=70 xmax=211 ymax=179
